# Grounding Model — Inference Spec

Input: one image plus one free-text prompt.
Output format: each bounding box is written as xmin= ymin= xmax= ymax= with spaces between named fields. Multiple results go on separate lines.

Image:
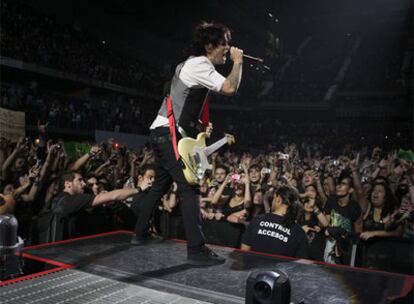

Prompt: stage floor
xmin=1 ymin=231 xmax=413 ymax=304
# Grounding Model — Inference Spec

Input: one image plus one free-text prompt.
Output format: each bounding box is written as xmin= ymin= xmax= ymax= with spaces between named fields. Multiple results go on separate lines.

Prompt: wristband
xmin=314 ymin=208 xmax=321 ymax=215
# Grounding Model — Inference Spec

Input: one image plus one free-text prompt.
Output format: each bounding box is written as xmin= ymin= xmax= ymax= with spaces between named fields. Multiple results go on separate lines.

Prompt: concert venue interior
xmin=0 ymin=0 xmax=413 ymax=303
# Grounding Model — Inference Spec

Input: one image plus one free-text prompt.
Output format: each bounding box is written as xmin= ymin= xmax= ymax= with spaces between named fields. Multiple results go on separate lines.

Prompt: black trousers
xmin=134 ymin=127 xmax=205 ymax=253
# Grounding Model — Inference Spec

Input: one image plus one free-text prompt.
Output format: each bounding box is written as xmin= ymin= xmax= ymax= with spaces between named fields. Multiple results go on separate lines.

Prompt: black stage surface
xmin=10 ymin=231 xmax=414 ymax=304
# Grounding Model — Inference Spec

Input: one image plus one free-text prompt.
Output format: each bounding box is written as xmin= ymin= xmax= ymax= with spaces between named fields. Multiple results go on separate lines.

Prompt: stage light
xmin=268 ymin=13 xmax=273 ymax=18
xmin=246 ymin=270 xmax=291 ymax=304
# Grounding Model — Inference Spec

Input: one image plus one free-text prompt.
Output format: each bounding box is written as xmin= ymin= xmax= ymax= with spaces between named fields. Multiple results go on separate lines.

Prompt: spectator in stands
xmin=241 ymin=186 xmax=309 ymax=259
xmin=389 ymin=172 xmax=414 ymax=239
xmin=1 ymin=137 xmax=29 ymax=186
xmin=217 ymin=173 xmax=251 ymax=224
xmin=128 ymin=165 xmax=157 ymax=217
xmin=210 ymin=165 xmax=233 ymax=208
xmin=85 ymin=174 xmax=100 ymax=195
xmin=322 ymin=175 xmax=336 ymax=200
xmin=248 ymin=164 xmax=262 ymax=192
xmin=299 ymin=185 xmax=329 ymax=235
xmin=359 ymin=182 xmax=402 ymax=240
xmin=49 ymin=171 xmax=139 ymax=240
xmin=323 ymin=172 xmax=362 ymax=264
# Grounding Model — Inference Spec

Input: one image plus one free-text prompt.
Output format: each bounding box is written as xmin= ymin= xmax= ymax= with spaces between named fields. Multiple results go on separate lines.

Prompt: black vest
xmin=158 ymin=60 xmax=209 ymax=138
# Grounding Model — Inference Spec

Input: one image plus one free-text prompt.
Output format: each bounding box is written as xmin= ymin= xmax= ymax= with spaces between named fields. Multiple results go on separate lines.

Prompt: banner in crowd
xmin=0 ymin=107 xmax=25 ymax=141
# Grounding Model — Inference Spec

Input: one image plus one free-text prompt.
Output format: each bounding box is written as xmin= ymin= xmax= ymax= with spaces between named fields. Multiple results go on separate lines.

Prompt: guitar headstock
xmin=224 ymin=134 xmax=235 ymax=145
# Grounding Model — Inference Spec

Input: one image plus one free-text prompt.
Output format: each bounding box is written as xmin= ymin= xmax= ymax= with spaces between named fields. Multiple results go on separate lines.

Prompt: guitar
xmin=178 ymin=133 xmax=235 ymax=185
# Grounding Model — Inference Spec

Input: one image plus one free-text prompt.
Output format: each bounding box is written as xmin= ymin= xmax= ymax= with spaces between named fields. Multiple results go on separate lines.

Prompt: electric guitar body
xmin=178 ymin=132 xmax=235 ymax=185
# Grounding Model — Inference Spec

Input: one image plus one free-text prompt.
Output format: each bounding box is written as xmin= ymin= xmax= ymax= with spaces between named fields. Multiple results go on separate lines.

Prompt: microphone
xmin=243 ymin=54 xmax=264 ymax=63
xmin=242 ymin=54 xmax=271 ymax=71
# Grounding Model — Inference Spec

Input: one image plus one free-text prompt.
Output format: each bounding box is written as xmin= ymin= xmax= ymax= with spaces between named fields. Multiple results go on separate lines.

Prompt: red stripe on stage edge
xmin=401 ymin=276 xmax=414 ymax=297
xmin=0 ymin=267 xmax=68 ymax=287
xmin=21 ymin=252 xmax=74 ymax=268
xmin=23 ymin=230 xmax=133 ymax=250
xmin=168 ymin=237 xmax=413 ymax=279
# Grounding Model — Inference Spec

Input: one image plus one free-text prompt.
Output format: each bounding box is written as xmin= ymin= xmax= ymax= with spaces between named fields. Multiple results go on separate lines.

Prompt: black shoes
xmin=130 ymin=234 xmax=164 ymax=246
xmin=187 ymin=246 xmax=226 ymax=266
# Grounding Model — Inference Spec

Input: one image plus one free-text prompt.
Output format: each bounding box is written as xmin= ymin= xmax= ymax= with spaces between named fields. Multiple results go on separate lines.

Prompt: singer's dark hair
xmin=187 ymin=21 xmax=231 ymax=56
xmin=275 ymin=186 xmax=302 ymax=228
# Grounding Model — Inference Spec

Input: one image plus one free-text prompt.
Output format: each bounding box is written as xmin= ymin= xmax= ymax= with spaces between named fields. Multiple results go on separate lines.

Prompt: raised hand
xmin=230 ymin=46 xmax=243 ymax=64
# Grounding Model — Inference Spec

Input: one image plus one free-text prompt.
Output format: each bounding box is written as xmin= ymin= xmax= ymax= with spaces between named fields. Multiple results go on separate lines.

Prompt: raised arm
xmin=1 ymin=138 xmax=25 ymax=181
xmin=211 ymin=173 xmax=231 ymax=205
xmin=350 ymin=158 xmax=369 ymax=213
xmin=220 ymin=47 xmax=243 ymax=96
xmin=69 ymin=145 xmax=101 ymax=171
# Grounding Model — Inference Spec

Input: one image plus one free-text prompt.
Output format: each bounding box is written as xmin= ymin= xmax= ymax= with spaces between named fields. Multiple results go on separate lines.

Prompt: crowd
xmin=0 ymin=0 xmax=412 ymax=274
xmin=0 ymin=126 xmax=413 ymax=269
xmin=2 ymin=80 xmax=410 ymax=153
xmin=0 ymin=82 xmax=158 ymax=134
xmin=0 ymin=0 xmax=166 ymax=92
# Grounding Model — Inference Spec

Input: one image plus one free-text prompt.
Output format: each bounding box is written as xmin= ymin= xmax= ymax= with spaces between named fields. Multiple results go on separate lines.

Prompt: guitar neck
xmin=205 ymin=137 xmax=228 ymax=156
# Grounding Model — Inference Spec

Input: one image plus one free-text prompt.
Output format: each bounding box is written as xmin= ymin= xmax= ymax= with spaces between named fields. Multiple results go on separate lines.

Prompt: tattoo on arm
xmin=226 ymin=63 xmax=243 ymax=92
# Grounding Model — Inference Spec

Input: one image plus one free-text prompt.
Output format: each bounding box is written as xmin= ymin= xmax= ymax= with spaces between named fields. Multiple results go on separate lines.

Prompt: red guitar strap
xmin=166 ymin=95 xmax=180 ymax=160
xmin=200 ymin=95 xmax=210 ymax=128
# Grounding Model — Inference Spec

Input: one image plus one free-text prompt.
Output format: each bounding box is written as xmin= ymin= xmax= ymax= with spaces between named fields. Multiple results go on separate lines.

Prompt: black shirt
xmin=324 ymin=195 xmax=361 ymax=232
xmin=222 ymin=202 xmax=245 ymax=218
xmin=242 ymin=213 xmax=310 ymax=259
xmin=50 ymin=192 xmax=95 ymax=240
xmin=52 ymin=192 xmax=95 ymax=218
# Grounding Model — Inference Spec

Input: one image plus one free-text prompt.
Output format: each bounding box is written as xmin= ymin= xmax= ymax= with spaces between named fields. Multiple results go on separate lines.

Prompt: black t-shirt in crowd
xmin=242 ymin=213 xmax=310 ymax=259
xmin=324 ymin=195 xmax=361 ymax=232
xmin=52 ymin=192 xmax=95 ymax=218
xmin=50 ymin=192 xmax=95 ymax=240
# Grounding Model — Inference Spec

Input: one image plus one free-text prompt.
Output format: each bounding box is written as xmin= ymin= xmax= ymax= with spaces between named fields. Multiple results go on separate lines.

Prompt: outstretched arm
xmin=92 ymin=188 xmax=139 ymax=206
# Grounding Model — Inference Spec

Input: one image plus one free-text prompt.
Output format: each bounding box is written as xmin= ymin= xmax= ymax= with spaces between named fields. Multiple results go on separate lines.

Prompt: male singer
xmin=131 ymin=22 xmax=243 ymax=266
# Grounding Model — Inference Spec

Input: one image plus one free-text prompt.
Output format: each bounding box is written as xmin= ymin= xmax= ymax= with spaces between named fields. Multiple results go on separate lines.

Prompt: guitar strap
xmin=166 ymin=95 xmax=180 ymax=160
xmin=199 ymin=95 xmax=210 ymax=128
xmin=166 ymin=93 xmax=210 ymax=161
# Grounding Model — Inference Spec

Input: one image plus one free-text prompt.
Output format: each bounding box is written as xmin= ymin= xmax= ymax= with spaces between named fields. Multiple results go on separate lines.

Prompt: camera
xmin=262 ymin=168 xmax=272 ymax=174
xmin=278 ymin=153 xmax=289 ymax=160
xmin=231 ymin=174 xmax=241 ymax=181
xmin=246 ymin=270 xmax=291 ymax=304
